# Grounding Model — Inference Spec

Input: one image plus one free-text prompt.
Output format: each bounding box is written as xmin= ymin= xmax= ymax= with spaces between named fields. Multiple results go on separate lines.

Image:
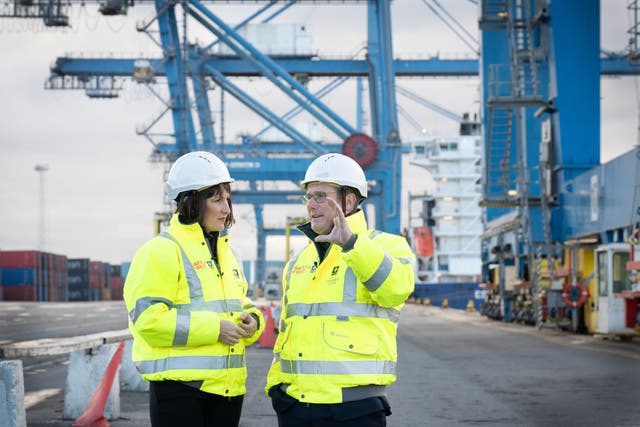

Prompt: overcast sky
xmin=0 ymin=0 xmax=637 ymax=272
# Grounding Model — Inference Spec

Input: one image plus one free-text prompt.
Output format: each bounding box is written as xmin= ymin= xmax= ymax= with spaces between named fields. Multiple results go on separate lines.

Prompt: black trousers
xmin=149 ymin=380 xmax=244 ymax=427
xmin=270 ymin=386 xmax=390 ymax=427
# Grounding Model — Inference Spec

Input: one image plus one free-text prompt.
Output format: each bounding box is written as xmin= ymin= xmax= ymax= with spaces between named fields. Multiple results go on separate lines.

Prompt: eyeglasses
xmin=301 ymin=191 xmax=338 ymax=204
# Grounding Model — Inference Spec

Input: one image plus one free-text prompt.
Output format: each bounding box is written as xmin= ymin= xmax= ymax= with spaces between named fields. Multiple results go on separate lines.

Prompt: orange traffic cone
xmin=72 ymin=341 xmax=125 ymax=427
xmin=258 ymin=306 xmax=276 ymax=348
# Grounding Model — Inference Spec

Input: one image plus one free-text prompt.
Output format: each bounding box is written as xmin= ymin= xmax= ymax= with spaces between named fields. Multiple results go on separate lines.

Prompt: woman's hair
xmin=176 ymin=183 xmax=234 ymax=228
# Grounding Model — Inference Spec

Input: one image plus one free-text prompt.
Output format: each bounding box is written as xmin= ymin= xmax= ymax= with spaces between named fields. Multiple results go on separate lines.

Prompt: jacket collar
xmin=168 ymin=213 xmax=228 ymax=243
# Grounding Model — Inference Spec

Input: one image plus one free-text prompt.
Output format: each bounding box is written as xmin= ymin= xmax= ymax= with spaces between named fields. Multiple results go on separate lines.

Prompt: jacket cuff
xmin=340 ymin=233 xmax=358 ymax=252
xmin=250 ymin=312 xmax=261 ymax=331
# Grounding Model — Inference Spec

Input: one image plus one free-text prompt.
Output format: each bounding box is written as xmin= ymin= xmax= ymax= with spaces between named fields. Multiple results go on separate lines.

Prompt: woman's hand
xmin=218 ymin=319 xmax=244 ymax=345
xmin=238 ymin=312 xmax=258 ymax=338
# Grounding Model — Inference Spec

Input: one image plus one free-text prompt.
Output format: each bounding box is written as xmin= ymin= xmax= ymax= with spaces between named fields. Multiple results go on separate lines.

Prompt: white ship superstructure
xmin=408 ymin=118 xmax=483 ymax=283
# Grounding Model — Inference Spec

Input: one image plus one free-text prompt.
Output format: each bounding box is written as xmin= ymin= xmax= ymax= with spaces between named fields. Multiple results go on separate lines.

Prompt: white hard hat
xmin=166 ymin=151 xmax=234 ymax=200
xmin=301 ymin=153 xmax=368 ymax=198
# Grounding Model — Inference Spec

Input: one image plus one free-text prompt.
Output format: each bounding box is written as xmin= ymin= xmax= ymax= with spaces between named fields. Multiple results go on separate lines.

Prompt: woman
xmin=124 ymin=151 xmax=264 ymax=427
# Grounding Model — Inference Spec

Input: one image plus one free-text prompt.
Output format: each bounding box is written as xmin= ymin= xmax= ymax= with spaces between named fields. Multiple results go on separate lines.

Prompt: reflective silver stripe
xmin=173 ymin=310 xmax=190 ymax=346
xmin=243 ymin=302 xmax=257 ymax=310
xmin=136 ymin=354 xmax=245 ymax=374
xmin=363 ymin=252 xmax=393 ymax=292
xmin=175 ymin=299 xmax=243 ymax=313
xmin=280 ymin=359 xmax=396 ymax=376
xmin=159 ymin=232 xmax=204 ymax=303
xmin=286 ymin=302 xmax=400 ymax=323
xmin=342 ymin=385 xmax=387 ymax=402
xmin=343 ymin=267 xmax=357 ymax=302
xmin=281 ymin=254 xmax=301 ymax=333
xmin=131 ymin=298 xmax=243 ymax=323
xmin=283 ymin=254 xmax=300 ymax=308
xmin=129 ymin=297 xmax=173 ymax=323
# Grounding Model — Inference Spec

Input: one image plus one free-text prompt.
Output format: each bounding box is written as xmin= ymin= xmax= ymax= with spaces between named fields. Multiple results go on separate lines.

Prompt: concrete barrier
xmin=0 ymin=329 xmax=137 ymax=424
xmin=0 ymin=359 xmax=26 ymax=427
xmin=63 ymin=343 xmax=122 ymax=420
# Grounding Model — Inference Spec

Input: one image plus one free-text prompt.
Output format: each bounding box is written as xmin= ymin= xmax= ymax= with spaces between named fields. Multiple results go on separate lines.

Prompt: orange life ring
xmin=561 ymin=282 xmax=589 ymax=308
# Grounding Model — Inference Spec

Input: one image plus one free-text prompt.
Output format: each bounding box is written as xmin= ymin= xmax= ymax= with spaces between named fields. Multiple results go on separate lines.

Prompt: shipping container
xmin=2 ymin=284 xmax=36 ymax=301
xmin=68 ymin=258 xmax=90 ymax=302
xmin=1 ymin=268 xmax=38 ymax=285
xmin=121 ymin=261 xmax=131 ymax=280
xmin=110 ymin=287 xmax=123 ymax=301
xmin=0 ymin=250 xmax=42 ymax=268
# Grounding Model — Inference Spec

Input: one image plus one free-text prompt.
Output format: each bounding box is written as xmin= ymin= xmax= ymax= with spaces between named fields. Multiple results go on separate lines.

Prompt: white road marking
xmin=24 ymin=388 xmax=62 ymax=409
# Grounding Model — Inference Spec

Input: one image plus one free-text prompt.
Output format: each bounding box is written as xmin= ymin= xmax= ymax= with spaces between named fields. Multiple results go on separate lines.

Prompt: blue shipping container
xmin=1 ymin=268 xmax=37 ymax=285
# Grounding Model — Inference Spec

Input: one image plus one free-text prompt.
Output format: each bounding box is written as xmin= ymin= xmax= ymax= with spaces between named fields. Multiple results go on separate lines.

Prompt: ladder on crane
xmin=480 ymin=0 xmax=555 ymax=326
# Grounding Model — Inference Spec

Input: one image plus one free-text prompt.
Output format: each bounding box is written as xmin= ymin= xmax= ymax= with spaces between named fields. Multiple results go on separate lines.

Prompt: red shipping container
xmin=110 ymin=276 xmax=124 ymax=289
xmin=0 ymin=250 xmax=42 ymax=268
xmin=2 ymin=284 xmax=36 ymax=301
xmin=110 ymin=287 xmax=123 ymax=300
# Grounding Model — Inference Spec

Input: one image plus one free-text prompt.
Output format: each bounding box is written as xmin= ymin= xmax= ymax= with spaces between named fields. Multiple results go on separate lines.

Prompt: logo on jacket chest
xmin=193 ymin=260 xmax=207 ymax=271
xmin=292 ymin=265 xmax=312 ymax=274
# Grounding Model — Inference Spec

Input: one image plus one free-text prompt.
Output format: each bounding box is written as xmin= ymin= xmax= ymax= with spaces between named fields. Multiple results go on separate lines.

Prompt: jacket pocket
xmin=322 ymin=320 xmax=380 ymax=355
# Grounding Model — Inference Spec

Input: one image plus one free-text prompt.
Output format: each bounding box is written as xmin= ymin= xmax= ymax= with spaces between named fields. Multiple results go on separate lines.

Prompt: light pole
xmin=34 ymin=164 xmax=49 ymax=251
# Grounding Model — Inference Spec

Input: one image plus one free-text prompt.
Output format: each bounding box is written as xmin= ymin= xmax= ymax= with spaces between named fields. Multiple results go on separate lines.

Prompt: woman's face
xmin=201 ymin=186 xmax=231 ymax=232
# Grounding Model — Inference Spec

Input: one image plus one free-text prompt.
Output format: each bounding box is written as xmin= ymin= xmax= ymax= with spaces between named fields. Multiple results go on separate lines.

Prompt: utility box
xmin=218 ymin=24 xmax=313 ymax=57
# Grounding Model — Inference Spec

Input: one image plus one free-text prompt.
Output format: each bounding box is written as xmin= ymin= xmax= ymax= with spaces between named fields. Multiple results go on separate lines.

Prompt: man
xmin=266 ymin=153 xmax=415 ymax=427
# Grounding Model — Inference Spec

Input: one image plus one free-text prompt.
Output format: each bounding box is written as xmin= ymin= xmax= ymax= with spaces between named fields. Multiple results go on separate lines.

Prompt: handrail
xmin=0 ymin=329 xmax=132 ymax=359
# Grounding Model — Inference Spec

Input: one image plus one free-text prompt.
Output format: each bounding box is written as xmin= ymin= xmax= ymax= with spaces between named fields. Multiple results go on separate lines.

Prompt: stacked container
xmin=102 ymin=262 xmax=112 ymax=301
xmin=0 ymin=250 xmax=40 ymax=301
xmin=109 ymin=264 xmax=124 ymax=300
xmin=1 ymin=251 xmax=131 ymax=302
xmin=67 ymin=258 xmax=90 ymax=302
xmin=89 ymin=261 xmax=106 ymax=301
xmin=0 ymin=250 xmax=69 ymax=301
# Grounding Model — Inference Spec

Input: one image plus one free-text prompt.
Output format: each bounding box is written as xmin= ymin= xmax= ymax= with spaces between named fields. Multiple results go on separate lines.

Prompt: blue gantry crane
xmin=478 ymin=0 xmax=640 ymax=331
xmin=4 ymin=0 xmax=640 ymax=289
xmin=8 ymin=0 xmax=482 ymax=284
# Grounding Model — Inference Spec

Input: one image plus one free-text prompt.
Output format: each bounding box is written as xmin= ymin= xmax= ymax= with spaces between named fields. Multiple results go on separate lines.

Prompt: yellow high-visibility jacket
xmin=265 ymin=209 xmax=415 ymax=403
xmin=124 ymin=213 xmax=264 ymax=397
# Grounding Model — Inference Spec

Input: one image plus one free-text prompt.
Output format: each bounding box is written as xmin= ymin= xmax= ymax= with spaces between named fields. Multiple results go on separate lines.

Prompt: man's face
xmin=304 ymin=182 xmax=340 ymax=235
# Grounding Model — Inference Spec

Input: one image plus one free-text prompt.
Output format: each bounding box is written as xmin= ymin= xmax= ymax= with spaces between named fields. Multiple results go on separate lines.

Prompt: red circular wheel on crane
xmin=561 ymin=282 xmax=589 ymax=308
xmin=342 ymin=133 xmax=378 ymax=168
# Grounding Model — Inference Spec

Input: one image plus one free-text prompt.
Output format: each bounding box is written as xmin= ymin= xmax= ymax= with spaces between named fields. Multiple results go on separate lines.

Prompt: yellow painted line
xmin=25 ymin=388 xmax=62 ymax=409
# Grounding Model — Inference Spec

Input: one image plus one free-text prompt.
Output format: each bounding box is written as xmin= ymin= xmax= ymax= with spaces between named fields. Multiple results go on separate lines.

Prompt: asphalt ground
xmin=17 ymin=303 xmax=640 ymax=426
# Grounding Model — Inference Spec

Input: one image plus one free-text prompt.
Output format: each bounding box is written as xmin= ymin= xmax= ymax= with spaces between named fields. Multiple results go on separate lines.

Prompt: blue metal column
xmin=545 ymin=0 xmax=600 ymax=239
xmin=190 ymin=48 xmax=216 ymax=152
xmin=367 ymin=0 xmax=401 ymax=233
xmin=155 ymin=0 xmax=197 ymax=156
